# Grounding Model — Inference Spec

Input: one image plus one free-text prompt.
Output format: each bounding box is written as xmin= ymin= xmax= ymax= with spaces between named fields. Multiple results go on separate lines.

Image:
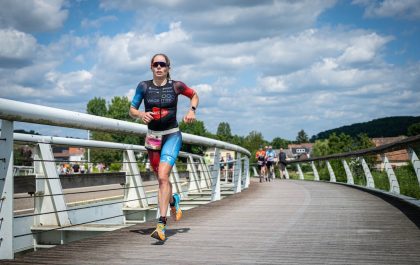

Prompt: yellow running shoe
xmin=170 ymin=193 xmax=182 ymax=221
xmin=150 ymin=223 xmax=166 ymax=241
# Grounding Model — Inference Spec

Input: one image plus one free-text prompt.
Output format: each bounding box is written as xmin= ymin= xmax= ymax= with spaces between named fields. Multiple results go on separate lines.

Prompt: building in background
xmin=371 ymin=136 xmax=409 ymax=170
xmin=287 ymin=143 xmax=313 ymax=160
xmin=53 ymin=146 xmax=85 ymax=162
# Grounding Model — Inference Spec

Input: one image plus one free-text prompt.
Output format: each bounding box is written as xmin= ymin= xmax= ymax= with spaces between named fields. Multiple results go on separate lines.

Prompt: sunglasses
xmin=152 ymin=61 xmax=168 ymax=68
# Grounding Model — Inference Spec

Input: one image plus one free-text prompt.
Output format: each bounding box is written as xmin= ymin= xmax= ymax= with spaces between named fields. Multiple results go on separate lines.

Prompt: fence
xmin=0 ymin=98 xmax=251 ymax=259
xmin=280 ymin=135 xmax=420 ymax=201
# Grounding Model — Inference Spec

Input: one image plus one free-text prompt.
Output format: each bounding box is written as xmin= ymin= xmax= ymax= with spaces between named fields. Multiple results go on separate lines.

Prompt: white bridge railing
xmin=0 ymin=98 xmax=251 ymax=259
xmin=281 ymin=135 xmax=420 ymax=203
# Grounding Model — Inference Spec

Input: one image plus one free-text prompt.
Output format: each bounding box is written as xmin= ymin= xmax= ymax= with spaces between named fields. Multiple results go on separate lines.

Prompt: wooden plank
xmin=3 ymin=180 xmax=420 ymax=264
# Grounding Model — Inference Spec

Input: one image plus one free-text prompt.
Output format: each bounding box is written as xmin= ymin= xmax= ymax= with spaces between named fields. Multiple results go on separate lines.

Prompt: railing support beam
xmin=170 ymin=164 xmax=183 ymax=197
xmin=187 ymin=156 xmax=201 ymax=194
xmin=361 ymin=158 xmax=375 ymax=188
xmin=34 ymin=143 xmax=71 ymax=227
xmin=122 ymin=150 xmax=148 ymax=208
xmin=382 ymin=155 xmax=400 ymax=194
xmin=0 ymin=120 xmax=14 ymax=259
xmin=326 ymin=161 xmax=336 ymax=182
xmin=297 ymin=163 xmax=304 ymax=180
xmin=284 ymin=167 xmax=290 ymax=179
xmin=408 ymin=148 xmax=420 ymax=188
xmin=234 ymin=153 xmax=242 ymax=193
xmin=244 ymin=157 xmax=250 ymax=188
xmin=211 ymin=148 xmax=221 ymax=201
xmin=342 ymin=159 xmax=354 ymax=184
xmin=311 ymin=162 xmax=320 ymax=181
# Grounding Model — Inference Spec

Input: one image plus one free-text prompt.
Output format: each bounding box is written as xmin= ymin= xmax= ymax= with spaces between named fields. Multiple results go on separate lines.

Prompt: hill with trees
xmin=311 ymin=116 xmax=420 ymax=141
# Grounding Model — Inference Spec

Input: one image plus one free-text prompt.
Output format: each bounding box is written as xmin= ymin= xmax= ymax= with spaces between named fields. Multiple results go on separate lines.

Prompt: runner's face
xmin=151 ymin=55 xmax=168 ymax=79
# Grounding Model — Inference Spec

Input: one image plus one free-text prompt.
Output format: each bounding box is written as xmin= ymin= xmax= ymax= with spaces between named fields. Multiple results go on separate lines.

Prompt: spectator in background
xmin=72 ymin=163 xmax=80 ymax=173
xmin=226 ymin=153 xmax=234 ymax=181
xmin=220 ymin=156 xmax=225 ymax=180
xmin=96 ymin=163 xmax=104 ymax=173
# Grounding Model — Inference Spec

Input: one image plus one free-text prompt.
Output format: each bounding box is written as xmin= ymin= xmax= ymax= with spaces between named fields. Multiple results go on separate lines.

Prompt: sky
xmin=1 ymin=0 xmax=419 ymax=141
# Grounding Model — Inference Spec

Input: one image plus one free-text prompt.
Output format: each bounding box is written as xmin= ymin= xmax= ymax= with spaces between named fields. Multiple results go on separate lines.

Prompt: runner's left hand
xmin=183 ymin=110 xmax=196 ymax=123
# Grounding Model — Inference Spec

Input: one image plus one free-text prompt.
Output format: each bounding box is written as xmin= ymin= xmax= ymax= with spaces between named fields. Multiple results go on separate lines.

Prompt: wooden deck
xmin=2 ymin=179 xmax=420 ymax=264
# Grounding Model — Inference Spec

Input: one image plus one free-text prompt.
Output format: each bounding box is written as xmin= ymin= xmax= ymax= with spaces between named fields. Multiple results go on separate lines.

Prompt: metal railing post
xmin=187 ymin=156 xmax=201 ymax=193
xmin=122 ymin=150 xmax=148 ymax=208
xmin=408 ymin=148 xmax=420 ymax=188
xmin=382 ymin=155 xmax=400 ymax=194
xmin=34 ymin=143 xmax=71 ymax=227
xmin=326 ymin=161 xmax=336 ymax=182
xmin=0 ymin=120 xmax=14 ymax=259
xmin=244 ymin=157 xmax=250 ymax=188
xmin=170 ymin=164 xmax=183 ymax=197
xmin=311 ymin=161 xmax=320 ymax=181
xmin=211 ymin=148 xmax=221 ymax=201
xmin=197 ymin=158 xmax=208 ymax=189
xmin=297 ymin=163 xmax=304 ymax=180
xmin=361 ymin=158 xmax=375 ymax=188
xmin=284 ymin=167 xmax=290 ymax=179
xmin=199 ymin=157 xmax=212 ymax=189
xmin=342 ymin=159 xmax=354 ymax=184
xmin=234 ymin=153 xmax=242 ymax=193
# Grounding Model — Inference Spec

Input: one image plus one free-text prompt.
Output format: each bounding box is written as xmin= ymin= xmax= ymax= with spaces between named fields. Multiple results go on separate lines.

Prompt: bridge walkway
xmin=2 ymin=179 xmax=420 ymax=264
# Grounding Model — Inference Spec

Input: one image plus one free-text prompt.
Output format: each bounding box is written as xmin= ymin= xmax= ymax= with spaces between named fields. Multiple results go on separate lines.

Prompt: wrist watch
xmin=191 ymin=106 xmax=197 ymax=112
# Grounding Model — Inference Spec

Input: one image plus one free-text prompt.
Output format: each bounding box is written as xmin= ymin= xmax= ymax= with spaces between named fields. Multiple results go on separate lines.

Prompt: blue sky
xmin=1 ymin=0 xmax=419 ymax=141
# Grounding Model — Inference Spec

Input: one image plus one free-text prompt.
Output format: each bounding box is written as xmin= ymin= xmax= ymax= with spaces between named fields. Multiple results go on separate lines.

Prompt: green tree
xmin=407 ymin=122 xmax=420 ymax=136
xmin=355 ymin=133 xmax=374 ymax=150
xmin=243 ymin=131 xmax=266 ymax=162
xmin=312 ymin=139 xmax=330 ymax=157
xmin=296 ymin=129 xmax=309 ymax=143
xmin=90 ymin=131 xmax=121 ymax=167
xmin=271 ymin=137 xmax=289 ymax=149
xmin=87 ymin=96 xmax=142 ymax=166
xmin=230 ymin=135 xmax=245 ymax=147
xmin=328 ymin=133 xmax=353 ymax=154
xmin=107 ymin=96 xmax=131 ymax=121
xmin=14 ymin=145 xmax=32 ymax=166
xmin=216 ymin=122 xmax=232 ymax=141
xmin=179 ymin=120 xmax=208 ymax=154
xmin=87 ymin=97 xmax=107 ymax=116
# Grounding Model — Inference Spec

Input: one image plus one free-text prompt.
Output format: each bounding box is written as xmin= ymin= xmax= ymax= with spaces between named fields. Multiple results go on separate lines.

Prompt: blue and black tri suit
xmin=130 ymin=80 xmax=196 ymax=172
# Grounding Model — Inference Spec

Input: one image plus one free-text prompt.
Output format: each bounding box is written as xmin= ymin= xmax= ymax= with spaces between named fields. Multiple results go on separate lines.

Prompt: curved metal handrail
xmin=286 ymin=134 xmax=420 ymax=164
xmin=0 ymin=98 xmax=250 ymax=157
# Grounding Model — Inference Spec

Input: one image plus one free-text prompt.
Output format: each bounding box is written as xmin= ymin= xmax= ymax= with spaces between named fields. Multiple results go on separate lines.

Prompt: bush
xmin=109 ymin=162 xmax=122 ymax=172
xmin=395 ymin=164 xmax=420 ymax=199
xmin=371 ymin=169 xmax=389 ymax=191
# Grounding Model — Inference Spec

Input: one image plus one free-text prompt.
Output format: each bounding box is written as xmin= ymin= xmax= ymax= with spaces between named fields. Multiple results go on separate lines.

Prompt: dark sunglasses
xmin=152 ymin=61 xmax=168 ymax=68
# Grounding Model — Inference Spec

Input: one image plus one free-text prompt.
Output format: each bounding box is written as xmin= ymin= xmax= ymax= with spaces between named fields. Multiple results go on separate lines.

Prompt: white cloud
xmin=81 ymin=16 xmax=118 ymax=29
xmin=46 ymin=70 xmax=93 ymax=96
xmin=353 ymin=0 xmax=420 ymax=20
xmin=100 ymin=0 xmax=337 ymax=42
xmin=337 ymin=33 xmax=393 ymax=64
xmin=0 ymin=29 xmax=38 ymax=67
xmin=258 ymin=76 xmax=288 ymax=93
xmin=0 ymin=0 xmax=68 ymax=32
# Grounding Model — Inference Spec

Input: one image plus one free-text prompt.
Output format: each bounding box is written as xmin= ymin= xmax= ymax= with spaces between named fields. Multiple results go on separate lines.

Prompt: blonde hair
xmin=151 ymin=53 xmax=171 ymax=80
